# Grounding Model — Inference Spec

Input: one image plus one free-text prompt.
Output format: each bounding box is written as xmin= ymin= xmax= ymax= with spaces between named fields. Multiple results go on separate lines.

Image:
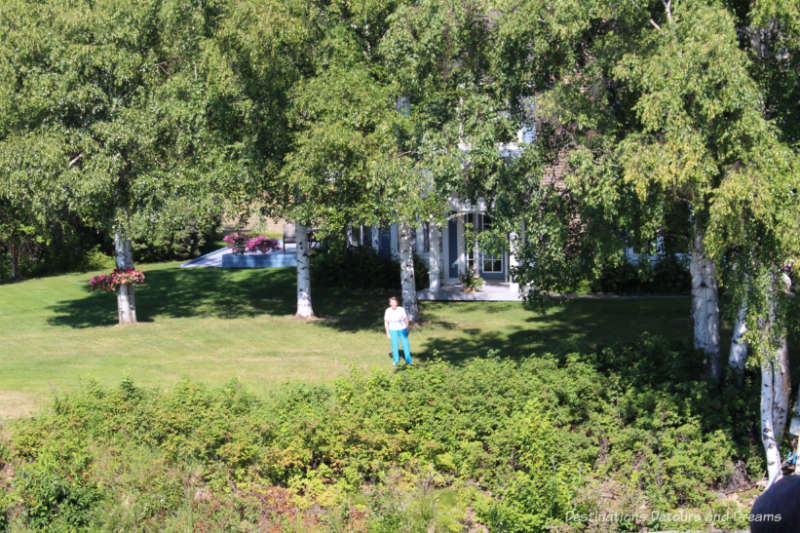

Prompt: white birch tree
xmin=428 ymin=223 xmax=442 ymax=293
xmin=729 ymin=303 xmax=749 ymax=374
xmin=707 ymin=140 xmax=800 ymax=490
xmin=690 ymin=220 xmax=721 ymax=380
xmin=0 ymin=0 xmax=252 ymax=324
xmin=398 ymin=223 xmax=419 ymax=322
xmin=614 ymin=1 xmax=780 ymax=379
xmin=295 ymin=223 xmax=314 ymax=319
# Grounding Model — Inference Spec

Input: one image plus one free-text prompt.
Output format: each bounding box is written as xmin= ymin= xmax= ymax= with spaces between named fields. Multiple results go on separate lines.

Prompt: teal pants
xmin=389 ymin=328 xmax=412 ymax=365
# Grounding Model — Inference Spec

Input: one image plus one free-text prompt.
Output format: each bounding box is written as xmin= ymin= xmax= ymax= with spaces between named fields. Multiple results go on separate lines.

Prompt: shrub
xmin=475 ymin=401 xmax=585 ymax=532
xmin=131 ymin=210 xmax=221 ymax=262
xmin=1 ymin=336 xmax=759 ymax=532
xmin=14 ymin=435 xmax=104 ymax=532
xmin=460 ymin=266 xmax=483 ymax=291
xmin=1 ymin=218 xmax=104 ymax=283
xmin=78 ymin=245 xmax=115 ymax=272
xmin=311 ymin=244 xmax=429 ymax=290
xmin=591 ymin=254 xmax=689 ymax=294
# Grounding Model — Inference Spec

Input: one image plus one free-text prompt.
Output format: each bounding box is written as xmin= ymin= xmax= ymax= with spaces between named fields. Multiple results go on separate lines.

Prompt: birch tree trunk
xmin=760 ymin=279 xmax=791 ymax=490
xmin=428 ymin=223 xmax=441 ymax=293
xmin=690 ymin=219 xmax=721 ymax=380
xmin=295 ymin=223 xmax=314 ymax=318
xmin=398 ymin=222 xmax=419 ymax=322
xmin=770 ymin=275 xmax=791 ymax=446
xmin=508 ymin=226 xmax=521 ymax=295
xmin=729 ymin=302 xmax=748 ymax=375
xmin=772 ymin=335 xmax=791 ymax=444
xmin=371 ymin=226 xmax=380 ymax=252
xmin=9 ymin=241 xmax=19 ymax=280
xmin=114 ymin=228 xmax=137 ymax=325
xmin=762 ymin=357 xmax=784 ymax=488
xmin=762 ymin=340 xmax=790 ymax=490
xmin=345 ymin=225 xmax=358 ymax=248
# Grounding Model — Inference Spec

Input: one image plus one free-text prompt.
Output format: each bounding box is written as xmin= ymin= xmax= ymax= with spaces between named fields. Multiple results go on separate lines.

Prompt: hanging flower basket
xmin=89 ymin=268 xmax=146 ymax=292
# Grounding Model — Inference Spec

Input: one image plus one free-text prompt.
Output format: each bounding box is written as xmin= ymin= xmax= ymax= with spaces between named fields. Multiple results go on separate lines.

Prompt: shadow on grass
xmin=48 ymin=267 xmax=297 ymax=328
xmin=313 ymin=287 xmax=396 ymax=332
xmin=47 ymin=264 xmax=693 ymax=370
xmin=48 ymin=265 xmax=405 ymax=331
xmin=415 ymin=298 xmax=692 ymax=364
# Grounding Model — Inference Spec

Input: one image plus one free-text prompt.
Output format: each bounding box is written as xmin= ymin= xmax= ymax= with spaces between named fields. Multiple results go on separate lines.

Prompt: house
xmin=358 ymin=205 xmax=523 ymax=302
xmin=358 ymin=114 xmax=536 ymax=301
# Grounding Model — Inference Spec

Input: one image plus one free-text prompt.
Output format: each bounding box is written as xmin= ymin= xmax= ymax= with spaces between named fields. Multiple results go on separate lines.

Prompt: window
xmin=479 ymin=215 xmax=503 ymax=273
xmin=464 ymin=214 xmax=504 ymax=275
xmin=482 ymin=254 xmax=503 ymax=273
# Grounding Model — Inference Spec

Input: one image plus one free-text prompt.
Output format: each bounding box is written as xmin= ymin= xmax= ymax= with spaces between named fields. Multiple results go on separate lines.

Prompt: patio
xmin=181 ymin=243 xmax=297 ymax=268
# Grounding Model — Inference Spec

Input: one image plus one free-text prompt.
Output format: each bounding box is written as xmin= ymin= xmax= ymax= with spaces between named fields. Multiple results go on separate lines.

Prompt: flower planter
xmin=222 ymin=252 xmax=296 ymax=269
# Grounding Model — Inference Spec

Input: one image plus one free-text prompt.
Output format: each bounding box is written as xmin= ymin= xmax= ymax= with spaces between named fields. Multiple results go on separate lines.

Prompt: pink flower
xmin=246 ymin=235 xmax=278 ymax=254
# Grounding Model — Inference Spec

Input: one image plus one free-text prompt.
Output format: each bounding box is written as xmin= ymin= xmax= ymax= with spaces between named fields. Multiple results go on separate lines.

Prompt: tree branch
xmin=650 ymin=19 xmax=662 ymax=32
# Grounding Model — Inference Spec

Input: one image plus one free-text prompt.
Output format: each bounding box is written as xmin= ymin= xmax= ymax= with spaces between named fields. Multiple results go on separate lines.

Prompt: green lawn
xmin=0 ymin=262 xmax=691 ymax=417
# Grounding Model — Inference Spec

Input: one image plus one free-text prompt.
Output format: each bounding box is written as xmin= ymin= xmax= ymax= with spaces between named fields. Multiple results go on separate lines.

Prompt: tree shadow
xmin=414 ymin=298 xmax=693 ymax=365
xmin=47 ymin=264 xmax=693 ymax=370
xmin=48 ymin=267 xmax=296 ymax=328
xmin=312 ymin=287 xmax=396 ymax=332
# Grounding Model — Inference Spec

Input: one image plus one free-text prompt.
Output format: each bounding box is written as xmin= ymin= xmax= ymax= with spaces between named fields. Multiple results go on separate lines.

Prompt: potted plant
xmin=460 ymin=266 xmax=483 ymax=292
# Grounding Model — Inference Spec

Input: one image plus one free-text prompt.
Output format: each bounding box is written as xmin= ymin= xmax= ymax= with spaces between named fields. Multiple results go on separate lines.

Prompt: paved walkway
xmin=181 ymin=243 xmax=297 ymax=268
xmin=417 ymin=281 xmax=688 ymax=302
xmin=417 ymin=281 xmax=525 ymax=301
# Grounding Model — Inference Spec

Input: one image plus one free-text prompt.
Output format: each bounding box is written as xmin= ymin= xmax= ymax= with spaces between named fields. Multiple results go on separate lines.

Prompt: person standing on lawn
xmin=384 ymin=296 xmax=412 ymax=366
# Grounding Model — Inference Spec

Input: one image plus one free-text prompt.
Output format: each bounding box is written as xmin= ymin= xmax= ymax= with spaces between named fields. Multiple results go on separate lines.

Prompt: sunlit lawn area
xmin=0 ymin=262 xmax=691 ymax=417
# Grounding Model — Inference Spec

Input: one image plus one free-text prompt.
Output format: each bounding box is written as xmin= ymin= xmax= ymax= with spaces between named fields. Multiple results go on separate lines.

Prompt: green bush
xmin=311 ymin=243 xmax=429 ymax=290
xmin=15 ymin=443 xmax=104 ymax=532
xmin=1 ymin=336 xmax=760 ymax=532
xmin=131 ymin=214 xmax=221 ymax=262
xmin=476 ymin=401 xmax=585 ymax=532
xmin=1 ymin=218 xmax=105 ymax=283
xmin=591 ymin=254 xmax=689 ymax=295
xmin=77 ymin=245 xmax=116 ymax=272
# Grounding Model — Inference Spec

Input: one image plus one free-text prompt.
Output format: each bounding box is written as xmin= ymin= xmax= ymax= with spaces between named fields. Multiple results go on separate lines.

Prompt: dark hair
xmin=389 ymin=296 xmax=399 ymax=303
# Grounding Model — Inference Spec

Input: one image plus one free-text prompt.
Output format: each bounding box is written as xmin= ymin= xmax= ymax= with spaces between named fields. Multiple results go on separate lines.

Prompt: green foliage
xmin=591 ymin=255 xmax=690 ymax=295
xmin=77 ymin=246 xmax=116 ymax=272
xmin=750 ymin=0 xmax=800 ymax=143
xmin=14 ymin=434 xmax=104 ymax=532
xmin=0 ymin=0 xmax=251 ymax=274
xmin=459 ymin=266 xmax=484 ymax=292
xmin=477 ymin=402 xmax=584 ymax=532
xmin=311 ymin=244 xmax=429 ymax=291
xmin=131 ymin=211 xmax=221 ymax=262
xmin=1 ymin=336 xmax=760 ymax=531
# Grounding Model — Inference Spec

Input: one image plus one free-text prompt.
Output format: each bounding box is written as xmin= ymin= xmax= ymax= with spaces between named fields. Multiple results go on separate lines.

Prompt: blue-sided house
xmin=360 ymin=196 xmax=525 ymax=301
xmin=359 ymin=120 xmax=536 ymax=301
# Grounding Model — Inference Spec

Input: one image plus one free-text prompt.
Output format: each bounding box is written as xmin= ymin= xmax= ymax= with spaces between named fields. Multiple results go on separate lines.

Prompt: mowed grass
xmin=0 ymin=262 xmax=691 ymax=417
